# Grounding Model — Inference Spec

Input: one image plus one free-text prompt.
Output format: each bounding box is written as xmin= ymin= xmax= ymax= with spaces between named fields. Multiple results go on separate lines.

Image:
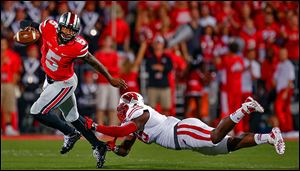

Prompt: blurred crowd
xmin=1 ymin=1 xmax=299 ymax=137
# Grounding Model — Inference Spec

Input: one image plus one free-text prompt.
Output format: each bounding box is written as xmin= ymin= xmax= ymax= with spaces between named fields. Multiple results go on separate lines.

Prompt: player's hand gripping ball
xmin=14 ymin=27 xmax=41 ymax=45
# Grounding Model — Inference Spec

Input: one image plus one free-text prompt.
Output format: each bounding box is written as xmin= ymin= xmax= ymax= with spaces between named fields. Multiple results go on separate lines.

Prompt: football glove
xmin=84 ymin=116 xmax=97 ymax=131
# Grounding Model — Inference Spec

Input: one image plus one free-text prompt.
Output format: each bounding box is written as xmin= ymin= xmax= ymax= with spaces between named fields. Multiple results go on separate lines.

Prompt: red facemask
xmin=117 ymin=103 xmax=129 ymax=122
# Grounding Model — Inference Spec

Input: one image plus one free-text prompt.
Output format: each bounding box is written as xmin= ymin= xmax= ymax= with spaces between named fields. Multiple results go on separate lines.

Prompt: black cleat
xmin=60 ymin=130 xmax=81 ymax=154
xmin=93 ymin=144 xmax=108 ymax=168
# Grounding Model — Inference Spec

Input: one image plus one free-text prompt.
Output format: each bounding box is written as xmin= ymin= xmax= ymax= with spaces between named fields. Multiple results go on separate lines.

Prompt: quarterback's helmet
xmin=57 ymin=12 xmax=80 ymax=43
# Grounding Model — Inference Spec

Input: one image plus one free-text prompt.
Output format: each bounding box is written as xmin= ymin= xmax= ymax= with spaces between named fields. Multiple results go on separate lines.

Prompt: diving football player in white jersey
xmin=85 ymin=92 xmax=285 ymax=157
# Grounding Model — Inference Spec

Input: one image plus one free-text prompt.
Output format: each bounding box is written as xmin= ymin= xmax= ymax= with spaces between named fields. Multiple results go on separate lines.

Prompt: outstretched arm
xmin=84 ymin=110 xmax=149 ymax=137
xmin=84 ymin=116 xmax=138 ymax=137
xmin=81 ymin=52 xmax=128 ymax=89
xmin=107 ymin=135 xmax=137 ymax=157
xmin=95 ymin=121 xmax=138 ymax=137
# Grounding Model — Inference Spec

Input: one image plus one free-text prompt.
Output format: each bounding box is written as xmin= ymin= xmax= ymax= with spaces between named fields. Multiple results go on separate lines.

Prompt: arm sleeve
xmin=95 ymin=122 xmax=138 ymax=137
xmin=20 ymin=20 xmax=40 ymax=30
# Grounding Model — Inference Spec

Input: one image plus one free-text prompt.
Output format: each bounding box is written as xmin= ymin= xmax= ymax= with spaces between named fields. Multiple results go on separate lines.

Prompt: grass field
xmin=1 ymin=138 xmax=299 ymax=170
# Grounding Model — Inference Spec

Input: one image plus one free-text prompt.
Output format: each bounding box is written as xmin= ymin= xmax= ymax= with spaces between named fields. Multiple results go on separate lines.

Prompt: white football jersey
xmin=121 ymin=104 xmax=230 ymax=154
xmin=122 ymin=104 xmax=180 ymax=149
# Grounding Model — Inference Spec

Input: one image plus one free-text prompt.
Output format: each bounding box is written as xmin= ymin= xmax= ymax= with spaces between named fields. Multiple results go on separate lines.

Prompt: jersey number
xmin=46 ymin=49 xmax=61 ymax=71
xmin=75 ymin=37 xmax=86 ymax=46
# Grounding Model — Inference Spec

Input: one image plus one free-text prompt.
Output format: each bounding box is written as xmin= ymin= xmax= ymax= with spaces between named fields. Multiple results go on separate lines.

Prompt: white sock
xmin=229 ymin=108 xmax=245 ymax=123
xmin=254 ymin=133 xmax=271 ymax=144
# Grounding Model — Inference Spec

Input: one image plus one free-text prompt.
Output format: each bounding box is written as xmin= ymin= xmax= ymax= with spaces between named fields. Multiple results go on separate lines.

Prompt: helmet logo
xmin=122 ymin=92 xmax=138 ymax=104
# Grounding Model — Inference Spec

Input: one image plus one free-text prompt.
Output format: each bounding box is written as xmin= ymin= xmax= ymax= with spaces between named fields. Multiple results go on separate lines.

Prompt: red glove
xmin=107 ymin=137 xmax=118 ymax=153
xmin=84 ymin=116 xmax=97 ymax=131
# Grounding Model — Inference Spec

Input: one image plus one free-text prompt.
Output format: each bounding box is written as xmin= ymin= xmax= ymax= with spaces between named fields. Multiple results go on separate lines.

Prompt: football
xmin=14 ymin=28 xmax=41 ymax=45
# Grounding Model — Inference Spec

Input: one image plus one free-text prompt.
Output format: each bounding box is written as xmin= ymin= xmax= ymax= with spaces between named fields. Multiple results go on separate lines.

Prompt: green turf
xmin=1 ymin=139 xmax=299 ymax=170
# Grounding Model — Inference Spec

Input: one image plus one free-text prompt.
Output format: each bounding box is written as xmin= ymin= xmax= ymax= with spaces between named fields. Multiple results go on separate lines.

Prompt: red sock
xmin=11 ymin=112 xmax=19 ymax=131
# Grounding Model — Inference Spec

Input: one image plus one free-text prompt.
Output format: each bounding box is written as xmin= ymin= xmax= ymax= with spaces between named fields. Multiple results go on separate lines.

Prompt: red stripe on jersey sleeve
xmin=127 ymin=106 xmax=143 ymax=118
xmin=77 ymin=44 xmax=89 ymax=58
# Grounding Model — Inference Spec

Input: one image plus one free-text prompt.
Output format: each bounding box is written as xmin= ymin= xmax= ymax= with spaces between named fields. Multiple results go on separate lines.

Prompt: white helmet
xmin=119 ymin=92 xmax=144 ymax=107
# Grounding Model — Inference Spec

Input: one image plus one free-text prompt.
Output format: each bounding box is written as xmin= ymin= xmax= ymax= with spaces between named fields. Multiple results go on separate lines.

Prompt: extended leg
xmin=227 ymin=127 xmax=285 ymax=155
xmin=211 ymin=97 xmax=264 ymax=144
xmin=227 ymin=133 xmax=257 ymax=151
xmin=60 ymin=95 xmax=104 ymax=148
xmin=60 ymin=94 xmax=107 ymax=168
xmin=31 ymin=111 xmax=75 ymax=135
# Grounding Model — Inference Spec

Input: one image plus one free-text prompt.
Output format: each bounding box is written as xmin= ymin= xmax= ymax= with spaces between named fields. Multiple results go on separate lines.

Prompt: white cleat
xmin=5 ymin=125 xmax=19 ymax=136
xmin=242 ymin=96 xmax=264 ymax=114
xmin=270 ymin=127 xmax=285 ymax=155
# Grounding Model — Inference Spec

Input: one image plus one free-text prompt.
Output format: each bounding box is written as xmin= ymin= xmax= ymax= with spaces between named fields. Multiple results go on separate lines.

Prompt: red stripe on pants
xmin=42 ymin=87 xmax=71 ymax=114
xmin=177 ymin=131 xmax=211 ymax=141
xmin=177 ymin=124 xmax=211 ymax=134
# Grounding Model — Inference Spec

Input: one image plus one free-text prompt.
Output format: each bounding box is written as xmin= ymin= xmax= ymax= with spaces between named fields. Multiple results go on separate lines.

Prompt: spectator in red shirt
xmin=165 ymin=45 xmax=187 ymax=116
xmin=200 ymin=25 xmax=216 ymax=63
xmin=240 ymin=19 xmax=258 ymax=57
xmin=1 ymin=38 xmax=22 ymax=135
xmin=100 ymin=4 xmax=130 ymax=53
xmin=170 ymin=1 xmax=192 ymax=29
xmin=119 ymin=41 xmax=147 ymax=95
xmin=273 ymin=48 xmax=295 ymax=133
xmin=282 ymin=12 xmax=299 ymax=102
xmin=94 ymin=35 xmax=120 ymax=126
xmin=257 ymin=12 xmax=280 ymax=61
xmin=135 ymin=8 xmax=154 ymax=45
xmin=238 ymin=3 xmax=252 ymax=22
xmin=215 ymin=2 xmax=241 ymax=36
xmin=213 ymin=25 xmax=231 ymax=58
xmin=185 ymin=61 xmax=212 ymax=124
xmin=282 ymin=13 xmax=299 ymax=62
xmin=253 ymin=4 xmax=274 ymax=31
xmin=151 ymin=6 xmax=171 ymax=36
xmin=215 ymin=41 xmax=244 ymax=135
xmin=158 ymin=11 xmax=175 ymax=40
xmin=260 ymin=47 xmax=278 ymax=115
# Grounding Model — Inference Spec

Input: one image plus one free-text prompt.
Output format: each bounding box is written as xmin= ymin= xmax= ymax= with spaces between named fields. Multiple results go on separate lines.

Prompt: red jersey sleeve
xmin=74 ymin=36 xmax=89 ymax=58
xmin=95 ymin=122 xmax=138 ymax=137
xmin=39 ymin=19 xmax=55 ymax=35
